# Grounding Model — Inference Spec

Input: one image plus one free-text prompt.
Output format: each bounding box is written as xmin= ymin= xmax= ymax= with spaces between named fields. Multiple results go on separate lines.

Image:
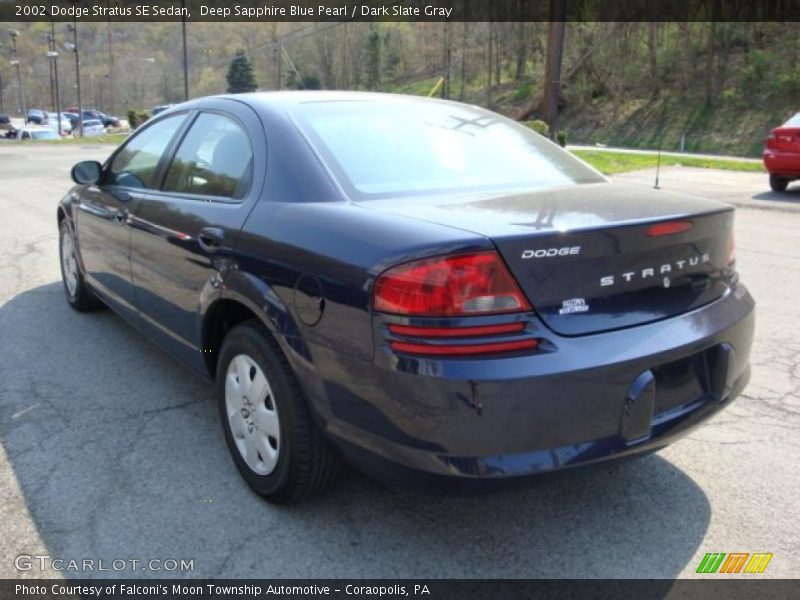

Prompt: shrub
xmin=523 ymin=119 xmax=549 ymax=137
xmin=774 ymin=69 xmax=800 ymax=97
xmin=127 ymin=109 xmax=150 ymax=129
xmin=512 ymin=81 xmax=533 ymax=102
xmin=556 ymin=130 xmax=568 ymax=147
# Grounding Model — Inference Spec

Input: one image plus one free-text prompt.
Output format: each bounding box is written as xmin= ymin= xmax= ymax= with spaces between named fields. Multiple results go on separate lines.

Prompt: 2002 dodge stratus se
xmin=58 ymin=92 xmax=754 ymax=503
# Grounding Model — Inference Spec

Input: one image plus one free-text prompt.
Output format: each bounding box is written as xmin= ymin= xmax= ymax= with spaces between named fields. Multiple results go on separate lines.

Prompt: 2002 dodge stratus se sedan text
xmin=57 ymin=92 xmax=755 ymax=503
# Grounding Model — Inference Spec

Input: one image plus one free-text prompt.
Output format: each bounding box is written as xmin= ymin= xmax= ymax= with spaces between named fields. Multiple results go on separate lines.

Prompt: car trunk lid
xmin=357 ymin=182 xmax=735 ymax=336
xmin=774 ymin=126 xmax=800 ymax=153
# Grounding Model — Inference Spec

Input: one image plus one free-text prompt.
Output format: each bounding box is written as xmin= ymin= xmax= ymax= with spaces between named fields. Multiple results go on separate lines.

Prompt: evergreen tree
xmin=226 ymin=50 xmax=257 ymax=94
xmin=364 ymin=27 xmax=382 ymax=91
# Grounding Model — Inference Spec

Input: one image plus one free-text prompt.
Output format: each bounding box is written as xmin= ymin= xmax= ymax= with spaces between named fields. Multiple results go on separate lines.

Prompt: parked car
xmin=16 ymin=126 xmax=61 ymax=141
xmin=65 ymin=107 xmax=119 ymax=128
xmin=26 ymin=108 xmax=46 ymax=124
xmin=97 ymin=111 xmax=120 ymax=128
xmin=62 ymin=114 xmax=104 ymax=137
xmin=62 ymin=111 xmax=80 ymax=127
xmin=58 ymin=92 xmax=755 ymax=503
xmin=763 ymin=112 xmax=800 ymax=191
xmin=75 ymin=119 xmax=106 ymax=137
xmin=0 ymin=113 xmax=17 ymax=138
xmin=45 ymin=112 xmax=73 ymax=135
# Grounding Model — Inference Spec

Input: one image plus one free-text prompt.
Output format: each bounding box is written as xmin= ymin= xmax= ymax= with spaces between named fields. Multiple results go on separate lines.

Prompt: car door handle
xmin=198 ymin=227 xmax=224 ymax=253
xmin=113 ymin=209 xmax=128 ymax=224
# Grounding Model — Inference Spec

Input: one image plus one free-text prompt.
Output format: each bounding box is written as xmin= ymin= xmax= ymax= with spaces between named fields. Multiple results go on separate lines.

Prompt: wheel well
xmin=202 ymin=300 xmax=261 ymax=379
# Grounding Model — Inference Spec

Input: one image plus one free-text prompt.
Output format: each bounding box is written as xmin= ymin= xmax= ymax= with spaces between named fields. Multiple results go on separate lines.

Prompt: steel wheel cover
xmin=224 ymin=354 xmax=280 ymax=475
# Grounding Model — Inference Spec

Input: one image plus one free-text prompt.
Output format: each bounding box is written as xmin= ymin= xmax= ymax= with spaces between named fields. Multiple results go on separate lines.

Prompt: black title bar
xmin=2 ymin=580 xmax=800 ymax=600
xmin=2 ymin=0 xmax=800 ymax=22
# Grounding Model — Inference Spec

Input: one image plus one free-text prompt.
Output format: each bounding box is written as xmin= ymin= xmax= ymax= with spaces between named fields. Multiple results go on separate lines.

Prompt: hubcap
xmin=225 ymin=354 xmax=280 ymax=476
xmin=61 ymin=230 xmax=79 ymax=297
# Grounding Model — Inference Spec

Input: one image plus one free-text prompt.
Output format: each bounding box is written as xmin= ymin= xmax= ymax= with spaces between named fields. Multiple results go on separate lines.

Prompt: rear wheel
xmin=217 ymin=321 xmax=339 ymax=503
xmin=769 ymin=174 xmax=789 ymax=192
xmin=59 ymin=220 xmax=103 ymax=312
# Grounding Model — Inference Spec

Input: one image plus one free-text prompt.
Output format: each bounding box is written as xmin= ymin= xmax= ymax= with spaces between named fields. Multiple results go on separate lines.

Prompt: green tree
xmin=226 ymin=50 xmax=257 ymax=94
xmin=364 ymin=27 xmax=382 ymax=90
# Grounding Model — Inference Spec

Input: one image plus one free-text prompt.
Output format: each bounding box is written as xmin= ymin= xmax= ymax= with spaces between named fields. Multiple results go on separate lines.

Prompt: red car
xmin=764 ymin=112 xmax=800 ymax=191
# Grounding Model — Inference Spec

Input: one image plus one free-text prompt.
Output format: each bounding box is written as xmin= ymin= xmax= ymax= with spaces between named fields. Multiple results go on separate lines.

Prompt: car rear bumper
xmin=763 ymin=151 xmax=800 ymax=177
xmin=313 ymin=284 xmax=755 ymax=488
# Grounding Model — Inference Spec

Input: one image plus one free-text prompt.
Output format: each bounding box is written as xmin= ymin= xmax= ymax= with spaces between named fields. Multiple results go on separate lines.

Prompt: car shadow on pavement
xmin=1 ymin=283 xmax=711 ymax=580
xmin=753 ymin=187 xmax=800 ymax=203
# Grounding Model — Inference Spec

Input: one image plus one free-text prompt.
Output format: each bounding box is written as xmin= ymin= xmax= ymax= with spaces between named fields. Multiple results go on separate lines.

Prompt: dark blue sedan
xmin=58 ymin=92 xmax=754 ymax=502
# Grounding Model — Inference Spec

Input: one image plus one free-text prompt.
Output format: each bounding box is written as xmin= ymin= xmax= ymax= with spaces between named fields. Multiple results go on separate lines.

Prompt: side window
xmin=163 ymin=113 xmax=253 ymax=199
xmin=106 ymin=114 xmax=185 ymax=189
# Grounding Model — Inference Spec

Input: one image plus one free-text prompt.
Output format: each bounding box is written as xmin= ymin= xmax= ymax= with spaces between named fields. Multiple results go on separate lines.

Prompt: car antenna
xmin=654 ymin=129 xmax=664 ymax=190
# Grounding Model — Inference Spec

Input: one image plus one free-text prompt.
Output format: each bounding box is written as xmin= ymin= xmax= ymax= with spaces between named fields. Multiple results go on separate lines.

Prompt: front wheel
xmin=217 ymin=321 xmax=340 ymax=503
xmin=769 ymin=174 xmax=789 ymax=192
xmin=59 ymin=220 xmax=103 ymax=312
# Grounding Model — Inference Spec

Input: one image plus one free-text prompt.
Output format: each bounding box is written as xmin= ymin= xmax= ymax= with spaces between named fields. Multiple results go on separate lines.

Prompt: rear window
xmin=292 ymin=99 xmax=604 ymax=199
xmin=784 ymin=113 xmax=800 ymax=127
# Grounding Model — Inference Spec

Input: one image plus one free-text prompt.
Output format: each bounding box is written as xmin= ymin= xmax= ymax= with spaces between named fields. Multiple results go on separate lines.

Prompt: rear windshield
xmin=784 ymin=113 xmax=800 ymax=127
xmin=292 ymin=99 xmax=604 ymax=199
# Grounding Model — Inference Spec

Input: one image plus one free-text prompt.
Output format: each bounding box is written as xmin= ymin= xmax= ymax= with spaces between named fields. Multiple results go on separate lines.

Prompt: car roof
xmin=244 ymin=90 xmax=458 ymax=109
xmin=167 ymin=91 xmax=468 ymax=118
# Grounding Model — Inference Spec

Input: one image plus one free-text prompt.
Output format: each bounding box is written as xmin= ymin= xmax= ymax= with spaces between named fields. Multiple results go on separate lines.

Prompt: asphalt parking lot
xmin=1 ymin=145 xmax=798 ymax=579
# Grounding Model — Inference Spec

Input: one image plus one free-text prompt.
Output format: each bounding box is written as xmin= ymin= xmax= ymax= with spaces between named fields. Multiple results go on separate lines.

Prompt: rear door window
xmin=162 ymin=112 xmax=253 ymax=200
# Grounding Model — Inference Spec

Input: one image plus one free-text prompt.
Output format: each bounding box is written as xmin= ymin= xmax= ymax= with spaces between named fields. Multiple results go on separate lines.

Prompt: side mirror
xmin=71 ymin=160 xmax=102 ymax=185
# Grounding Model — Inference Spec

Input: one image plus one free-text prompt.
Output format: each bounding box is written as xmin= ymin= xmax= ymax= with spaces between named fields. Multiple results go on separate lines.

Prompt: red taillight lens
xmin=766 ymin=131 xmax=778 ymax=150
xmin=645 ymin=221 xmax=693 ymax=237
xmin=390 ymin=339 xmax=538 ymax=356
xmin=389 ymin=322 xmax=525 ymax=338
xmin=373 ymin=251 xmax=531 ymax=316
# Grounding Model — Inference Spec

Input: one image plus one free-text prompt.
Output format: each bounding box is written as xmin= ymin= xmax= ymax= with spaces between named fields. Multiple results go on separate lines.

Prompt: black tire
xmin=769 ymin=174 xmax=789 ymax=192
xmin=217 ymin=321 xmax=340 ymax=503
xmin=58 ymin=220 xmax=104 ymax=312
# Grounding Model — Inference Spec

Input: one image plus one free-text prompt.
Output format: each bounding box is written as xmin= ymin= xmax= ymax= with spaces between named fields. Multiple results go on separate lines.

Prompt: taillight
xmin=390 ymin=338 xmax=538 ymax=356
xmin=388 ymin=322 xmax=525 ymax=338
xmin=765 ymin=131 xmax=778 ymax=150
xmin=372 ymin=251 xmax=531 ymax=316
xmin=645 ymin=220 xmax=693 ymax=237
xmin=728 ymin=232 xmax=736 ymax=267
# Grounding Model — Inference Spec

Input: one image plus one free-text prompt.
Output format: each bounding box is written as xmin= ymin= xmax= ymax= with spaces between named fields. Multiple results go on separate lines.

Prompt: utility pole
xmin=542 ymin=0 xmax=567 ymax=140
xmin=181 ymin=0 xmax=189 ymax=101
xmin=459 ymin=22 xmax=467 ymax=101
xmin=274 ymin=40 xmax=283 ymax=90
xmin=107 ymin=0 xmax=114 ymax=114
xmin=46 ymin=35 xmax=55 ymax=111
xmin=46 ymin=21 xmax=62 ymax=136
xmin=67 ymin=20 xmax=82 ymax=137
xmin=52 ymin=48 xmax=61 ymax=135
xmin=8 ymin=30 xmax=26 ymax=119
xmin=442 ymin=21 xmax=451 ymax=99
